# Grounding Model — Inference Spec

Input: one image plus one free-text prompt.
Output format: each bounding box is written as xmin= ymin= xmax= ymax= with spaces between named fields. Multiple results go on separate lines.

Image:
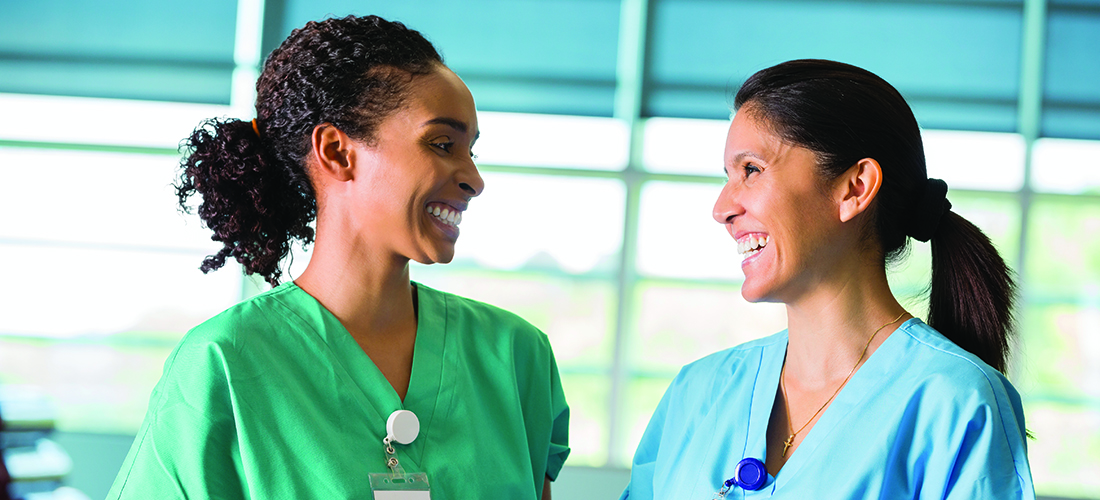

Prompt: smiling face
xmin=345 ymin=64 xmax=483 ymax=265
xmin=712 ymin=108 xmax=848 ymax=304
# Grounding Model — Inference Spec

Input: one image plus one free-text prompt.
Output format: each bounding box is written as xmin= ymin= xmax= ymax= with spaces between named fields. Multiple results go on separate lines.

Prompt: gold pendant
xmin=782 ymin=435 xmax=794 ymax=457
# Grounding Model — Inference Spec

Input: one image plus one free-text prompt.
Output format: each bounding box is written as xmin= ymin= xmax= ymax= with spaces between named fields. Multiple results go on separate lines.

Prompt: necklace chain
xmin=780 ymin=311 xmax=907 ymax=457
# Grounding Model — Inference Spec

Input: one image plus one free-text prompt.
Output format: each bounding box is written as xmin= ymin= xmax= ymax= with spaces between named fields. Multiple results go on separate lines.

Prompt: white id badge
xmin=369 ymin=472 xmax=431 ymax=499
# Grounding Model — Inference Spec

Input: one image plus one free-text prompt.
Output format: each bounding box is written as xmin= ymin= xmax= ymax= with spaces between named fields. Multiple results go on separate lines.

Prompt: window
xmin=2 ymin=1 xmax=1099 ymax=497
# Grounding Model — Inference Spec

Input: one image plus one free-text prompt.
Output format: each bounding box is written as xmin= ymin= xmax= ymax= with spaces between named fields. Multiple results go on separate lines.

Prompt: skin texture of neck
xmin=295 ymin=201 xmax=419 ymax=401
xmin=764 ymin=243 xmax=909 ymax=474
xmin=783 ymin=255 xmax=909 ymax=390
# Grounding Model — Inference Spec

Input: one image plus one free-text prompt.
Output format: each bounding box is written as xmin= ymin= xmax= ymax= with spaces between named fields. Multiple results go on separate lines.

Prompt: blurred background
xmin=0 ymin=0 xmax=1098 ymax=498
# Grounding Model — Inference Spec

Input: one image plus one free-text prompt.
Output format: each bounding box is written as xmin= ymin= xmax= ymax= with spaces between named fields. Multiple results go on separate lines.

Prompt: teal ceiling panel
xmin=1043 ymin=9 xmax=1100 ymax=139
xmin=277 ymin=0 xmax=621 ymax=116
xmin=0 ymin=0 xmax=238 ymax=103
xmin=646 ymin=0 xmax=1023 ymax=130
xmin=1042 ymin=107 xmax=1100 ymax=141
xmin=1049 ymin=0 xmax=1100 ymax=6
xmin=0 ymin=60 xmax=233 ymax=105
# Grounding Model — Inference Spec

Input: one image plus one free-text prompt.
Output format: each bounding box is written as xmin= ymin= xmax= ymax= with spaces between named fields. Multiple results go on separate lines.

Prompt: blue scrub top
xmin=622 ymin=319 xmax=1034 ymax=499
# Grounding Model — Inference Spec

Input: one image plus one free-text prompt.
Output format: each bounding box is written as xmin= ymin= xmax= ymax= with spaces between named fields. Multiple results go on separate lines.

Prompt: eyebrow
xmin=423 ymin=117 xmax=480 ymax=142
xmin=730 ymin=151 xmax=765 ymax=164
xmin=723 ymin=151 xmax=765 ymax=177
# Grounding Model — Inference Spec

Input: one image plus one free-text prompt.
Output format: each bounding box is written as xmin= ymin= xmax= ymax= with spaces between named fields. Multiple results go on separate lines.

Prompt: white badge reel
xmin=387 ymin=409 xmax=420 ymax=445
xmin=370 ymin=410 xmax=430 ymax=499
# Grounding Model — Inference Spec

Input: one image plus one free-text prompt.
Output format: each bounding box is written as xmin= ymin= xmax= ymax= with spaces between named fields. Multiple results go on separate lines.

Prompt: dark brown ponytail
xmin=928 ymin=212 xmax=1017 ymax=372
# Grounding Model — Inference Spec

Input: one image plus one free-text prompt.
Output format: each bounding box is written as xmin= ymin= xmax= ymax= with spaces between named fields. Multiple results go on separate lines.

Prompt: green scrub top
xmin=108 ymin=281 xmax=570 ymax=499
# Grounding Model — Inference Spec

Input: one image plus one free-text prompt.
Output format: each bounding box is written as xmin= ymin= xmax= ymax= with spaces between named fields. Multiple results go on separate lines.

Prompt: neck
xmin=782 ymin=258 xmax=908 ymax=391
xmin=294 ymin=210 xmax=416 ymax=341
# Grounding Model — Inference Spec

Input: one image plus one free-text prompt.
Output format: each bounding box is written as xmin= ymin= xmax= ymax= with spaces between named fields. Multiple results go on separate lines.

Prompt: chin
xmin=738 ymin=280 xmax=779 ymax=304
xmin=410 ymin=248 xmax=455 ymax=265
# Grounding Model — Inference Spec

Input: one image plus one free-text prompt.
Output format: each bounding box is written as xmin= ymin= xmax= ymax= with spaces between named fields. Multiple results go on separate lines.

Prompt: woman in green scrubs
xmin=108 ymin=15 xmax=569 ymax=500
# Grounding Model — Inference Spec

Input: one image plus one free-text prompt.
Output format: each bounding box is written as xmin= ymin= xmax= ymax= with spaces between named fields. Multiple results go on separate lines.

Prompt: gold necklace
xmin=780 ymin=311 xmax=906 ymax=457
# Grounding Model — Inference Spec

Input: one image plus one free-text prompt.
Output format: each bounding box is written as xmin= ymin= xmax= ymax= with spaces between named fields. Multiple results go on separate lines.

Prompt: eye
xmin=742 ymin=163 xmax=761 ymax=178
xmin=430 ymin=140 xmax=455 ymax=153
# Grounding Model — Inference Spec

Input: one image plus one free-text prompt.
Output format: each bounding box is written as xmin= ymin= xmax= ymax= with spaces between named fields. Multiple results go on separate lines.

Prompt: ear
xmin=835 ymin=158 xmax=882 ymax=223
xmin=310 ymin=123 xmax=355 ymax=182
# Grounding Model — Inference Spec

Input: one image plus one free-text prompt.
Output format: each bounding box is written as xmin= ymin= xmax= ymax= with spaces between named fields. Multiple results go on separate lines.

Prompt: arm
xmin=542 ymin=475 xmax=552 ymax=500
xmin=107 ymin=339 xmax=247 ymax=500
xmin=920 ymin=371 xmax=1034 ymax=500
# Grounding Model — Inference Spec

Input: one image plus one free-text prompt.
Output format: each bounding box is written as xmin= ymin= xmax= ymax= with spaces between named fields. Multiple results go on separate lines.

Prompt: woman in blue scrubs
xmin=621 ymin=59 xmax=1033 ymax=499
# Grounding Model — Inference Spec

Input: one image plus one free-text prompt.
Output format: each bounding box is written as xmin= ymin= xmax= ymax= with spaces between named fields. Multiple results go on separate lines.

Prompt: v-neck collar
xmin=745 ymin=319 xmax=918 ymax=492
xmin=285 ymin=281 xmax=448 ymax=469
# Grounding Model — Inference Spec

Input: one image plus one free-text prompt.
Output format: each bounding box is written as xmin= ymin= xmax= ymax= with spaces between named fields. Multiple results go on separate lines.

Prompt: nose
xmin=458 ymin=161 xmax=484 ymax=198
xmin=712 ymin=181 xmax=742 ymax=225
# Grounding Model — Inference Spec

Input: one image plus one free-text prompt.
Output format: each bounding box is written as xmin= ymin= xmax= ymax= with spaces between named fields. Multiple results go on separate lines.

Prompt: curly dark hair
xmin=176 ymin=15 xmax=443 ymax=286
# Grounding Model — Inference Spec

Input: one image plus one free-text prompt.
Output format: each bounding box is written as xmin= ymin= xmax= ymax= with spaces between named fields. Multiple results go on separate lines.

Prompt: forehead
xmin=725 ymin=110 xmax=786 ymax=159
xmin=400 ymin=66 xmax=477 ymax=129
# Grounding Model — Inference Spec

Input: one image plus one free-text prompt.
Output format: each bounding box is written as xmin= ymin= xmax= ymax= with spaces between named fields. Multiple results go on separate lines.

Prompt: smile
xmin=426 ymin=202 xmax=463 ymax=227
xmin=737 ymin=234 xmax=769 ymax=257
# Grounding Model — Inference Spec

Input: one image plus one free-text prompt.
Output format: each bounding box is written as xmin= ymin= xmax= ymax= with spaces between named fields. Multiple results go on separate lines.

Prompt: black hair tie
xmin=908 ymin=178 xmax=951 ymax=242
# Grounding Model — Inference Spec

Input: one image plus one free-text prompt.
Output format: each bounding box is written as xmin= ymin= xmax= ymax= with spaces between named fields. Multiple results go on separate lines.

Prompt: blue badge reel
xmin=713 ymin=458 xmax=767 ymax=499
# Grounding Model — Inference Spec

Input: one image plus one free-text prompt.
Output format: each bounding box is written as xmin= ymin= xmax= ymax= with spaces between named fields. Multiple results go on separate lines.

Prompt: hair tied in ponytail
xmin=906 ymin=178 xmax=951 ymax=242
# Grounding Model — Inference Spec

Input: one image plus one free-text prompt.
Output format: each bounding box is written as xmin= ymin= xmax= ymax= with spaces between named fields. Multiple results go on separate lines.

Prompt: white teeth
xmin=737 ymin=234 xmax=769 ymax=256
xmin=427 ymin=205 xmax=464 ymax=227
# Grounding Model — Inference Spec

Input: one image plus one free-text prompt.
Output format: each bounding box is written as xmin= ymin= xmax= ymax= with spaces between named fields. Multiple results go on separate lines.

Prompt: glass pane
xmin=1025 ymin=402 xmax=1100 ymax=498
xmin=475 ymin=112 xmax=629 ymax=171
xmin=455 ymin=172 xmax=625 ymax=275
xmin=559 ymin=374 xmax=611 ymax=467
xmin=408 ymin=267 xmax=616 ymax=370
xmin=1016 ymin=302 xmax=1100 ymax=402
xmin=922 ymin=130 xmax=1025 ymax=192
xmin=0 ymin=147 xmax=219 ymax=251
xmin=630 ymin=281 xmax=786 ymax=375
xmin=0 ymin=94 xmax=229 ymax=148
xmin=642 ymin=117 xmax=729 ymax=175
xmin=1032 ymin=138 xmax=1100 ymax=194
xmin=0 ymin=244 xmax=242 ymax=339
xmin=0 ymin=338 xmax=172 ymax=433
xmin=1025 ymin=196 xmax=1100 ymax=297
xmin=636 ymin=181 xmax=739 ymax=280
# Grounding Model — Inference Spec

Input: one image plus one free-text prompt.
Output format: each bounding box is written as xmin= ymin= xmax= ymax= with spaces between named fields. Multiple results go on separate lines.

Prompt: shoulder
xmin=888 ymin=319 xmax=1027 ymax=438
xmin=664 ymin=331 xmax=786 ymax=405
xmin=416 ymin=282 xmax=550 ymax=348
xmin=167 ymin=282 xmax=310 ymax=375
xmin=183 ymin=282 xmax=310 ymax=347
xmin=894 ymin=320 xmax=1019 ymax=402
xmin=678 ymin=331 xmax=786 ymax=380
